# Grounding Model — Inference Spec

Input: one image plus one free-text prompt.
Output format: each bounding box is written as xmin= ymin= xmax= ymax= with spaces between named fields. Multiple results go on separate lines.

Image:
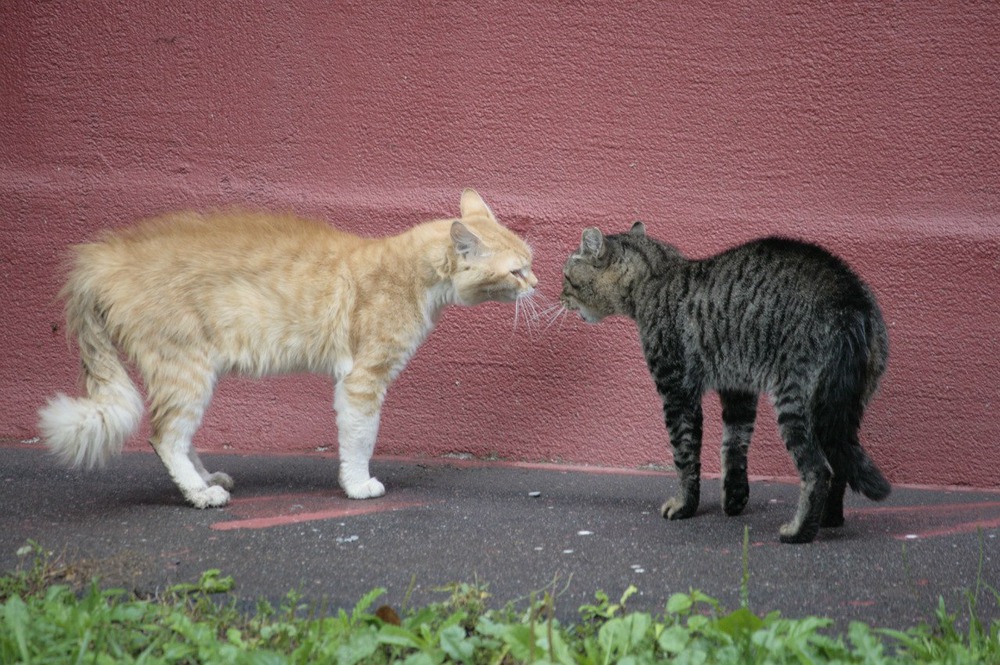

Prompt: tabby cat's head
xmin=560 ymin=222 xmax=648 ymax=322
xmin=449 ymin=189 xmax=537 ymax=306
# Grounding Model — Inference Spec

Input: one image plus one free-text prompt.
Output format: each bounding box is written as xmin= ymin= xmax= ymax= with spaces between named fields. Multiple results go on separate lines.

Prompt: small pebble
xmin=577 ymin=530 xmax=593 ymax=536
xmin=528 ymin=491 xmax=542 ymax=498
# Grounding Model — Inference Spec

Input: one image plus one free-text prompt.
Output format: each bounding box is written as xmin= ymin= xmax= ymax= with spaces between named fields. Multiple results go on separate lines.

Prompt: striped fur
xmin=561 ymin=224 xmax=890 ymax=543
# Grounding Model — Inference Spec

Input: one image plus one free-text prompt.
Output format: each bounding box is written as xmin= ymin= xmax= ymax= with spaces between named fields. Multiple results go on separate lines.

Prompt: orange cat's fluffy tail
xmin=38 ymin=278 xmax=143 ymax=470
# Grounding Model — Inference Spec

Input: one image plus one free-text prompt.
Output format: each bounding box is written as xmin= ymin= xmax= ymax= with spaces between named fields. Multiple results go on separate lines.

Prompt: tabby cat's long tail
xmin=38 ymin=284 xmax=144 ymax=470
xmin=815 ymin=310 xmax=891 ymax=501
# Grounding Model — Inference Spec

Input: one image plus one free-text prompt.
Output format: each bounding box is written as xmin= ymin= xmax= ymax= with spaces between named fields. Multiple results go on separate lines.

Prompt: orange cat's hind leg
xmin=149 ymin=406 xmax=228 ymax=508
xmin=188 ymin=447 xmax=234 ymax=490
xmin=144 ymin=358 xmax=229 ymax=508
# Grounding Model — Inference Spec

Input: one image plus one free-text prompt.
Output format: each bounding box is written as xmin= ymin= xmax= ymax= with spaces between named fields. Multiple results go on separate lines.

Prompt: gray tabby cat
xmin=560 ymin=223 xmax=890 ymax=543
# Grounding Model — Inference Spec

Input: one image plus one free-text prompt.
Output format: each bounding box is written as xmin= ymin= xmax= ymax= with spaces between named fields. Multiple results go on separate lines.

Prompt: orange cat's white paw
xmin=187 ymin=485 xmax=231 ymax=509
xmin=344 ymin=477 xmax=385 ymax=499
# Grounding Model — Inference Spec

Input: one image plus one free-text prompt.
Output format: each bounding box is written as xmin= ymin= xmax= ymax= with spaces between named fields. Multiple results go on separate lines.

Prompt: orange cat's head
xmin=449 ymin=189 xmax=537 ymax=306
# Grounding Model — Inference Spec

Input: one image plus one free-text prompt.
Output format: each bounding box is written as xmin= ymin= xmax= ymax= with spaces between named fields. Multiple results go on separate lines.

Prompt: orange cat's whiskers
xmin=513 ymin=292 xmax=535 ymax=333
xmin=516 ymin=291 xmax=551 ymax=335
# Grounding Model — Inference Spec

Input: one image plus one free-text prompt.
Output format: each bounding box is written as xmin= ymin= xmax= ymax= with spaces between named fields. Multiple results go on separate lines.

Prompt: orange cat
xmin=39 ymin=190 xmax=537 ymax=507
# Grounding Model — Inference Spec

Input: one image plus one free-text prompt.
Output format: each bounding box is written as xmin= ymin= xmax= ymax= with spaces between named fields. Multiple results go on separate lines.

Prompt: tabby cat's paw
xmin=206 ymin=472 xmax=234 ymax=490
xmin=188 ymin=485 xmax=231 ymax=509
xmin=722 ymin=481 xmax=749 ymax=516
xmin=344 ymin=477 xmax=386 ymax=500
xmin=779 ymin=521 xmax=819 ymax=544
xmin=661 ymin=497 xmax=697 ymax=520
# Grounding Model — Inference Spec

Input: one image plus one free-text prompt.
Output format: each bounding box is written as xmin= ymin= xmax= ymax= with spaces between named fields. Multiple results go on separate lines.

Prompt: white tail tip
xmin=38 ymin=387 xmax=143 ymax=470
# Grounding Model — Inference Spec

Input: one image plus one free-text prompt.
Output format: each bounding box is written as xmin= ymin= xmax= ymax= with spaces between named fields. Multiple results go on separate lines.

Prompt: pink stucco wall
xmin=2 ymin=2 xmax=998 ymax=488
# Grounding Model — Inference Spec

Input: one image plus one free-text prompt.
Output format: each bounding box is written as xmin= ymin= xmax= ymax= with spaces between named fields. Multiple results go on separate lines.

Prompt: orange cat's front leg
xmin=334 ymin=373 xmax=387 ymax=499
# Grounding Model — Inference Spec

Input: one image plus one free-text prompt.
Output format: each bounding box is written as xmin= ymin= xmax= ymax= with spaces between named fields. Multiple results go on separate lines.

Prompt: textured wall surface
xmin=2 ymin=2 xmax=998 ymax=488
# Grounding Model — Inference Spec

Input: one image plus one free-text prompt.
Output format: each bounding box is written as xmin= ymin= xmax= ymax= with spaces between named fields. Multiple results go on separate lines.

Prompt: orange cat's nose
xmin=527 ymin=272 xmax=538 ymax=289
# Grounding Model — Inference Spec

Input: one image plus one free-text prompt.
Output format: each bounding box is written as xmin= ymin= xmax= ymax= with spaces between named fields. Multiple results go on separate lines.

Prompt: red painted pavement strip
xmin=212 ymin=492 xmax=432 ymax=531
xmin=850 ymin=501 xmax=1000 ymax=516
xmin=847 ymin=501 xmax=1000 ymax=540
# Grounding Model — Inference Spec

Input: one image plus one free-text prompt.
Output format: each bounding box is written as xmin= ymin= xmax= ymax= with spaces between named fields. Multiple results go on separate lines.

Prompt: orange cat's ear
xmin=580 ymin=227 xmax=605 ymax=258
xmin=460 ymin=189 xmax=497 ymax=222
xmin=451 ymin=221 xmax=483 ymax=258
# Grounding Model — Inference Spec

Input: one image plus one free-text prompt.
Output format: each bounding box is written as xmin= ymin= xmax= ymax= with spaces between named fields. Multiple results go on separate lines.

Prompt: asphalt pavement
xmin=2 ymin=444 xmax=999 ymax=632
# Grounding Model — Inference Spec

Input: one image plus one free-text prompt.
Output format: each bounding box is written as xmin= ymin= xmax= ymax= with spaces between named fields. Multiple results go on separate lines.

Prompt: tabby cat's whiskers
xmin=536 ymin=302 xmax=568 ymax=331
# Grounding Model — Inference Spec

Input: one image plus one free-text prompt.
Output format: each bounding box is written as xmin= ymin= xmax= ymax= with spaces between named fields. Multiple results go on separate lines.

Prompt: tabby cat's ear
xmin=630 ymin=221 xmax=647 ymax=236
xmin=451 ymin=221 xmax=482 ymax=258
xmin=580 ymin=227 xmax=605 ymax=258
xmin=460 ymin=189 xmax=497 ymax=222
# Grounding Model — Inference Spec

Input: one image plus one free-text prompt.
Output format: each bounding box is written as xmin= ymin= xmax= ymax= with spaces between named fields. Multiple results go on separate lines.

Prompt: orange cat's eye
xmin=511 ymin=268 xmax=526 ymax=279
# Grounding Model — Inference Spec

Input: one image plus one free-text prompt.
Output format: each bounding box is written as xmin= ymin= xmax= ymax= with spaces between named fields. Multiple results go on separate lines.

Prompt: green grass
xmin=2 ymin=539 xmax=999 ymax=664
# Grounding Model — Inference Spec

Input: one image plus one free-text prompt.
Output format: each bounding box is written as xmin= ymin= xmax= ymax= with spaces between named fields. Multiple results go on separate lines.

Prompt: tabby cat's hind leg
xmin=821 ymin=475 xmax=847 ymax=528
xmin=773 ymin=389 xmax=829 ymax=544
xmin=719 ymin=391 xmax=757 ymax=517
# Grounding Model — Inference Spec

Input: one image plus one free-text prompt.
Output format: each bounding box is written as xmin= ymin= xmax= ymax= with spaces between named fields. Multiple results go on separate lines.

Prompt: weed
xmin=2 ymin=539 xmax=999 ymax=664
xmin=0 ymin=541 xmax=79 ymax=601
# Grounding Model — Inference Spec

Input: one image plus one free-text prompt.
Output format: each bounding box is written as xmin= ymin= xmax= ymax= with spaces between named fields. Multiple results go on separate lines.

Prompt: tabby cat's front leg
xmin=660 ymin=398 xmax=704 ymax=520
xmin=719 ymin=391 xmax=757 ymax=517
xmin=334 ymin=374 xmax=387 ymax=499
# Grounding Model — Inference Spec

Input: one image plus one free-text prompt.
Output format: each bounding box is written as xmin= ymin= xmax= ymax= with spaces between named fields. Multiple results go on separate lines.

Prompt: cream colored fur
xmin=38 ymin=190 xmax=537 ymax=507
